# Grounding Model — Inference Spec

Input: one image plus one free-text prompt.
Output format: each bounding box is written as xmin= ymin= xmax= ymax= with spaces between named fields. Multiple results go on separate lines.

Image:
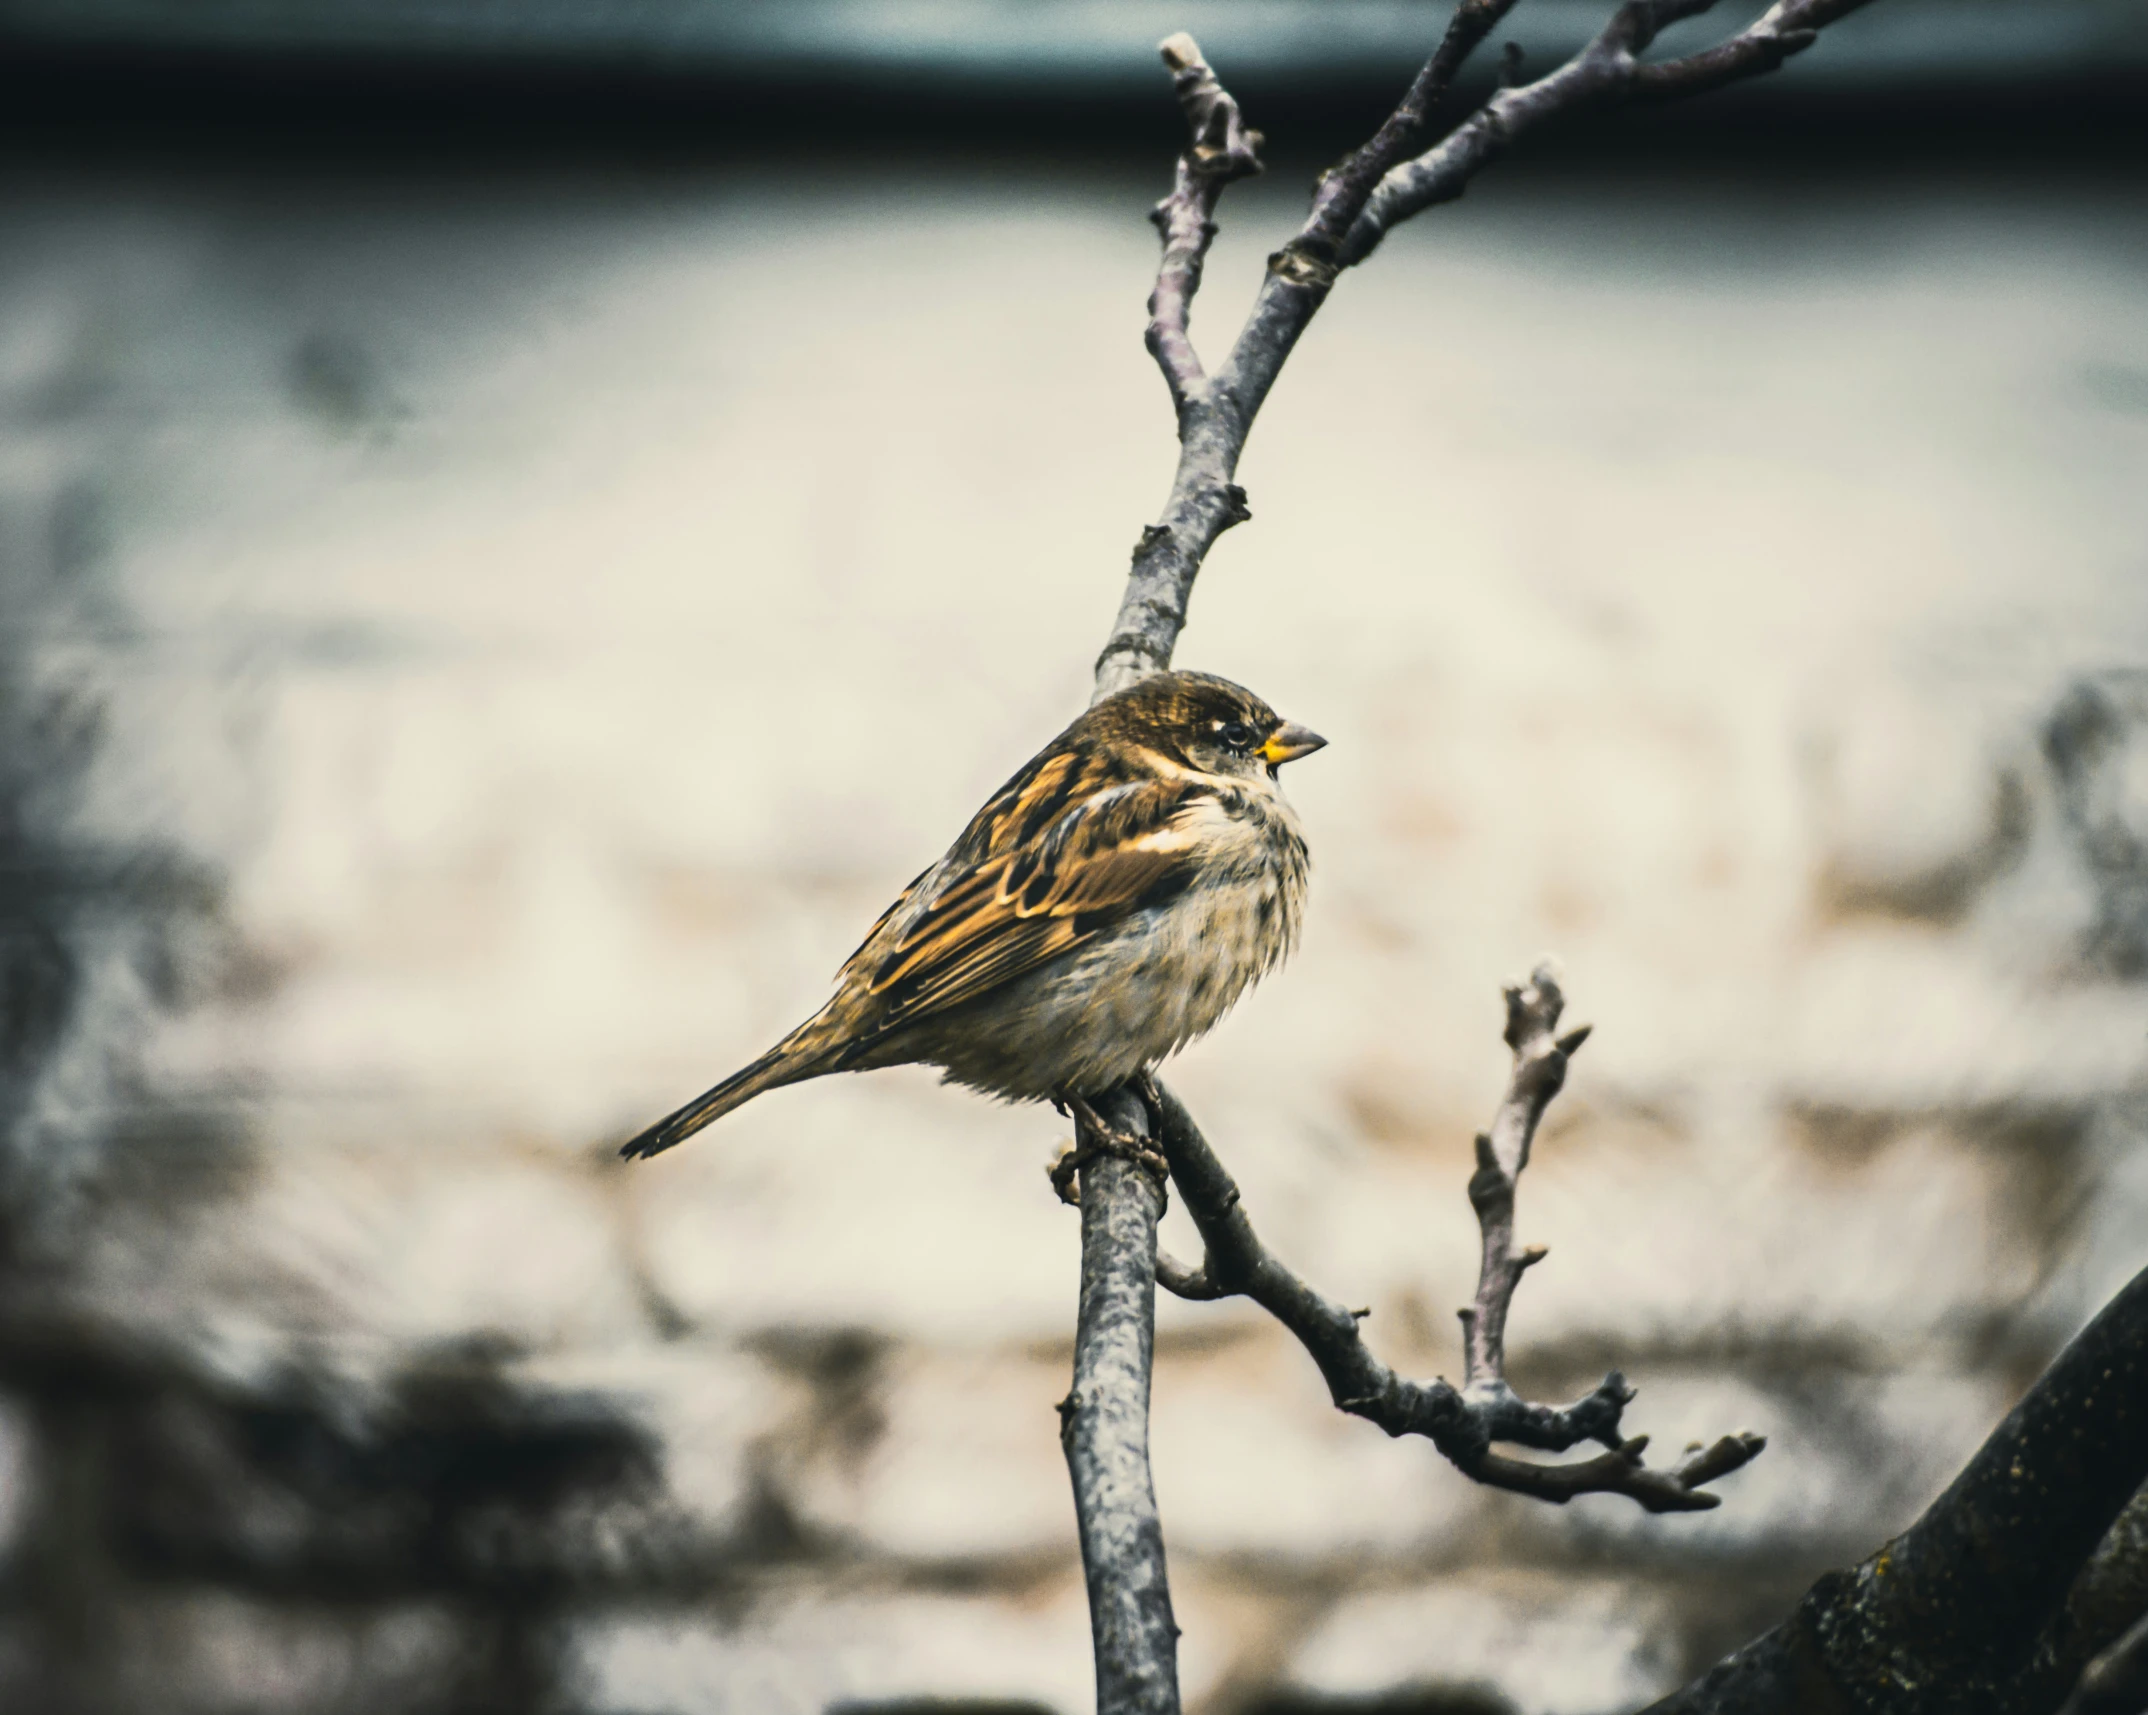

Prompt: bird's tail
xmin=618 ymin=1027 xmax=833 ymax=1160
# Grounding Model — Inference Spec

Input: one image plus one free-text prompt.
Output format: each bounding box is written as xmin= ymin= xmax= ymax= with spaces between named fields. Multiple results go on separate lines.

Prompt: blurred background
xmin=0 ymin=2 xmax=2144 ymax=1711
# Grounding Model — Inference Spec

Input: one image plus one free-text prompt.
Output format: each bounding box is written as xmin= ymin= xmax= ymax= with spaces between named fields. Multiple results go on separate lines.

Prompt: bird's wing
xmin=838 ymin=775 xmax=1212 ymax=1035
xmin=834 ymin=863 xmax=933 ymax=980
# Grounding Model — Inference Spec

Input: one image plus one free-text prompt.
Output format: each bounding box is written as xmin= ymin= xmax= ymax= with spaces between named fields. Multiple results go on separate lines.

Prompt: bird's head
xmin=1092 ymin=670 xmax=1327 ymax=783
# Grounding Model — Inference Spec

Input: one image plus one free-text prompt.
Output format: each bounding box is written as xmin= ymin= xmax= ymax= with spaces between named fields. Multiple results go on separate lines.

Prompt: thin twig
xmin=1293 ymin=0 xmax=1525 ymax=262
xmin=1153 ymin=1248 xmax=1226 ymax=1301
xmin=1341 ymin=0 xmax=1885 ymax=264
xmin=1459 ymin=970 xmax=1591 ymax=1396
xmin=1097 ymin=0 xmax=1875 ymax=699
xmin=1146 ymin=33 xmax=1264 ymax=420
xmin=1634 ymin=0 xmax=1880 ymax=100
xmin=1100 ymin=5 xmax=1513 ymax=696
xmin=1143 ymin=966 xmax=1765 ymax=1514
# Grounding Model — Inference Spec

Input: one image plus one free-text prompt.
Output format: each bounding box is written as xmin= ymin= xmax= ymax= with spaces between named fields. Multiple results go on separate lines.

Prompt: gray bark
xmin=1149 ymin=973 xmax=1761 ymax=1512
xmin=1067 ymin=2 xmax=1897 ymax=1704
xmin=1060 ymin=1089 xmax=1177 ymax=1715
xmin=1647 ymin=1262 xmax=2148 ymax=1713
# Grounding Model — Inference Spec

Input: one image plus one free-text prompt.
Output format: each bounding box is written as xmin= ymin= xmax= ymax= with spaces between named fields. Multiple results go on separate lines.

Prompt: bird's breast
xmin=869 ymin=780 xmax=1311 ymax=1102
xmin=1173 ymin=796 xmax=1308 ymax=981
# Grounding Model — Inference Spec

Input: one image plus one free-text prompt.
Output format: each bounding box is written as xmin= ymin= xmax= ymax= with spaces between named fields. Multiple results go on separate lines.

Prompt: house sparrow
xmin=620 ymin=670 xmax=1325 ymax=1160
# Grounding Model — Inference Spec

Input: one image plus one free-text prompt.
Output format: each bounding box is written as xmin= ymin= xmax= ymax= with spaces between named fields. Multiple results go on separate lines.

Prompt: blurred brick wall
xmin=0 ymin=152 xmax=2144 ymax=1713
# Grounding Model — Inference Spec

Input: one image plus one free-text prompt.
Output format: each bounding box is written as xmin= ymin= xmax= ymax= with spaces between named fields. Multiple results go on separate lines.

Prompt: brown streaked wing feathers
xmin=835 ymin=864 xmax=932 ymax=979
xmin=842 ymin=776 xmax=1203 ymax=1032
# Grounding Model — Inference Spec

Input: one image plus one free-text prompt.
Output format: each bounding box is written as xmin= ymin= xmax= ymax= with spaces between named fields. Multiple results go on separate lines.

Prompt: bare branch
xmin=1636 ymin=0 xmax=1881 ymax=100
xmin=1059 ymin=1088 xmax=1178 ymax=1715
xmin=1459 ymin=968 xmax=1592 ymax=1393
xmin=1648 ymin=1261 xmax=2148 ymax=1712
xmin=1052 ymin=1094 xmax=1173 ymax=1206
xmin=2059 ymin=1611 xmax=2148 ymax=1715
xmin=1101 ymin=0 xmax=1877 ymax=697
xmin=1293 ymin=0 xmax=1526 ymax=261
xmin=1145 ymin=34 xmax=1264 ymax=419
xmin=1339 ymin=0 xmax=1884 ymax=266
xmin=1153 ymin=1247 xmax=1226 ymax=1301
xmin=1100 ymin=9 xmax=1520 ymax=697
xmin=2011 ymin=1478 xmax=2148 ymax=1712
xmin=1143 ymin=968 xmax=1765 ymax=1514
xmin=1063 ymin=40 xmax=1273 ymax=1708
xmin=1070 ymin=7 xmax=1876 ymax=1699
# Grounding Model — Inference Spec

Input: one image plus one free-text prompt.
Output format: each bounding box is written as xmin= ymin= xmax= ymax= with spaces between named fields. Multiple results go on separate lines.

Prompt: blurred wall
xmin=0 ymin=16 xmax=2146 ymax=1715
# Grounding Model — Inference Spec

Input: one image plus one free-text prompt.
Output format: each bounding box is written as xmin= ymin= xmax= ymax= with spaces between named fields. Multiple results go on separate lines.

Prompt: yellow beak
xmin=1259 ymin=721 xmax=1328 ymax=767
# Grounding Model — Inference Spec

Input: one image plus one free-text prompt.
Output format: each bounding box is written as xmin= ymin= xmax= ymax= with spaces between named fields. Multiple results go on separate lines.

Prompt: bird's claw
xmin=1049 ymin=1093 xmax=1171 ymax=1209
xmin=1048 ymin=1142 xmax=1086 ymax=1206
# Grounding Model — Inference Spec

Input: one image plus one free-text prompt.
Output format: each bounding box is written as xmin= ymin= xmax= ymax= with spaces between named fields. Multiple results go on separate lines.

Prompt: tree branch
xmin=2058 ymin=1611 xmax=2148 ymax=1715
xmin=1146 ymin=966 xmax=1764 ymax=1513
xmin=1459 ymin=969 xmax=1591 ymax=1393
xmin=2019 ymin=1478 xmax=2148 ymax=1714
xmin=1145 ymin=33 xmax=1263 ymax=420
xmin=1633 ymin=0 xmax=1881 ymax=101
xmin=1070 ymin=5 xmax=1881 ymax=1704
xmin=1292 ymin=0 xmax=1526 ymax=261
xmin=1340 ymin=0 xmax=1883 ymax=265
xmin=1060 ymin=1088 xmax=1178 ymax=1714
xmin=1097 ymin=6 xmax=1510 ymax=698
xmin=1098 ymin=0 xmax=1875 ymax=699
xmin=1648 ymin=1260 xmax=2148 ymax=1713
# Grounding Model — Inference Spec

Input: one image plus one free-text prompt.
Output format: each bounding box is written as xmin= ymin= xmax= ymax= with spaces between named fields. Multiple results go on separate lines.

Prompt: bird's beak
xmin=1260 ymin=721 xmax=1328 ymax=768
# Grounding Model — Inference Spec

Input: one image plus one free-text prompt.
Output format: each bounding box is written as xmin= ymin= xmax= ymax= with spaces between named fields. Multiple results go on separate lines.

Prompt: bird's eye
xmin=1219 ymin=720 xmax=1254 ymax=750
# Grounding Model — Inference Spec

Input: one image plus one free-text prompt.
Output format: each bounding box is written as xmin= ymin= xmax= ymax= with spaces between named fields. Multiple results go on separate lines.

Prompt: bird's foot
xmin=1050 ymin=1093 xmax=1171 ymax=1209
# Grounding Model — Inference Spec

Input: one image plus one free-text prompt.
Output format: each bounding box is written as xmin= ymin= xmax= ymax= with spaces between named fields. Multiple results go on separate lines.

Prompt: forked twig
xmin=1098 ymin=0 xmax=1880 ymax=701
xmin=1064 ymin=6 xmax=1878 ymax=1705
xmin=1150 ymin=967 xmax=1765 ymax=1512
xmin=1146 ymin=33 xmax=1264 ymax=419
xmin=1340 ymin=0 xmax=1885 ymax=263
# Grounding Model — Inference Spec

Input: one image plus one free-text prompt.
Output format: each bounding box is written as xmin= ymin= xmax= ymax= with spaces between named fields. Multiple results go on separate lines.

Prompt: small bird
xmin=620 ymin=670 xmax=1326 ymax=1160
